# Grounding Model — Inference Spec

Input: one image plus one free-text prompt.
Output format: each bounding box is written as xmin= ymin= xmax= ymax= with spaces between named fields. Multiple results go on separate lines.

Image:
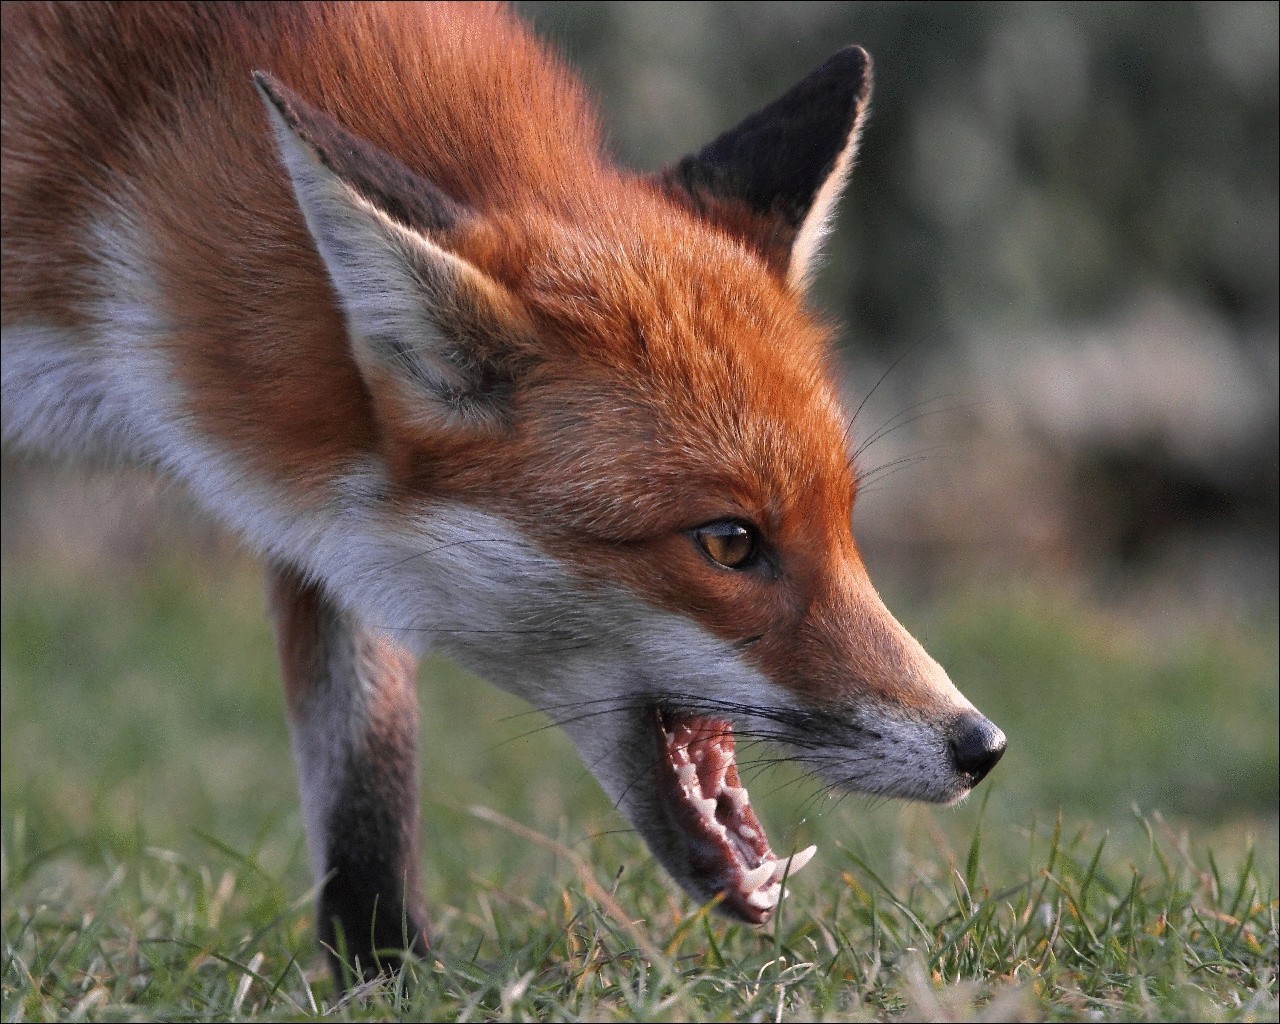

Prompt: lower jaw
xmin=652 ymin=706 xmax=815 ymax=922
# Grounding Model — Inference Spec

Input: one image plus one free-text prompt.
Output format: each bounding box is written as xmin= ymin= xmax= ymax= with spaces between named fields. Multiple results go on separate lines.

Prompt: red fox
xmin=1 ymin=1 xmax=1005 ymax=982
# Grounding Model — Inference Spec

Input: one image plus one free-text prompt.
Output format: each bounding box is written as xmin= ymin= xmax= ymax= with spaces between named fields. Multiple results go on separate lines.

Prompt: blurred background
xmin=521 ymin=0 xmax=1279 ymax=606
xmin=3 ymin=2 xmax=1277 ymax=907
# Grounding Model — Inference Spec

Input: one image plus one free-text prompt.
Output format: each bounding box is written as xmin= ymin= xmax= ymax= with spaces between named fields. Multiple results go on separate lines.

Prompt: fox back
xmin=2 ymin=1 xmax=1005 ymax=983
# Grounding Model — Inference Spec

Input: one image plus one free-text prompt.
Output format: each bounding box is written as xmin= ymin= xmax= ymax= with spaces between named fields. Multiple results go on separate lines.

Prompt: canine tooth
xmin=746 ymin=885 xmax=779 ymax=911
xmin=778 ymin=845 xmax=817 ymax=879
xmin=740 ymin=861 xmax=775 ymax=892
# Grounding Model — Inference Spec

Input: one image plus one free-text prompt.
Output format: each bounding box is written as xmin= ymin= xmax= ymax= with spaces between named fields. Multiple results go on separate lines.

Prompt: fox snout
xmin=1 ymin=0 xmax=1010 ymax=980
xmin=740 ymin=568 xmax=1008 ymax=807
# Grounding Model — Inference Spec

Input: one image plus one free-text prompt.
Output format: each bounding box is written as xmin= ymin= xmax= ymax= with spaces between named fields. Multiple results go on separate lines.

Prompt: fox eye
xmin=693 ymin=521 xmax=761 ymax=570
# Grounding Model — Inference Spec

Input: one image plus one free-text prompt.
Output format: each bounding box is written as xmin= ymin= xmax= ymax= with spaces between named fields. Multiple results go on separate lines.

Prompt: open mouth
xmin=654 ymin=707 xmax=815 ymax=923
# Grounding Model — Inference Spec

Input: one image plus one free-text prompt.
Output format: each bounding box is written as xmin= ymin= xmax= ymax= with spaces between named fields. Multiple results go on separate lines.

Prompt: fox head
xmin=255 ymin=48 xmax=1004 ymax=922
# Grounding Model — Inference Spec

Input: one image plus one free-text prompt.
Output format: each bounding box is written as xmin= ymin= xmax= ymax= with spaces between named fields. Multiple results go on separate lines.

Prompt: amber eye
xmin=693 ymin=521 xmax=761 ymax=570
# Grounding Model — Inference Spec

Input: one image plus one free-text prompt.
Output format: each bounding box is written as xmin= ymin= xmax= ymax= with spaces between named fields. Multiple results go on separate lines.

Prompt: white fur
xmin=2 ymin=202 xmax=395 ymax=589
xmin=2 ymin=309 xmax=972 ymax=807
xmin=787 ymin=109 xmax=866 ymax=292
xmin=2 ymin=323 xmax=140 ymax=460
xmin=3 ymin=201 xmax=973 ymax=828
xmin=330 ymin=506 xmax=978 ymax=807
xmin=258 ymin=85 xmax=501 ymax=429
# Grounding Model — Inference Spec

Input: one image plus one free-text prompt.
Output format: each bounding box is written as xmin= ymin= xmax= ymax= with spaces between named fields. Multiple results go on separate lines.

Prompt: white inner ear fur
xmin=259 ymin=89 xmax=499 ymax=422
xmin=786 ymin=105 xmax=868 ymax=292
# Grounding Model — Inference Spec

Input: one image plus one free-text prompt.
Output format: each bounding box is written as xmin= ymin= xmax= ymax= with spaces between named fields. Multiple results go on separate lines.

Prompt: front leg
xmin=267 ymin=565 xmax=427 ymax=984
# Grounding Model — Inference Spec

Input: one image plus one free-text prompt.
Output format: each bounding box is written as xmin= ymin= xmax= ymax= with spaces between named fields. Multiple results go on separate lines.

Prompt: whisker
xmin=853 ymin=445 xmax=953 ymax=493
xmin=844 ymin=343 xmax=921 ymax=443
xmin=381 ymin=532 xmax=543 ymax=575
xmin=851 ymin=394 xmax=979 ymax=464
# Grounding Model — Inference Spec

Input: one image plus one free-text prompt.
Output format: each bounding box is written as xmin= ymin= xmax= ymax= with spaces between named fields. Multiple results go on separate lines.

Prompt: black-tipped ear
xmin=657 ymin=46 xmax=872 ymax=289
xmin=253 ymin=71 xmax=462 ymax=234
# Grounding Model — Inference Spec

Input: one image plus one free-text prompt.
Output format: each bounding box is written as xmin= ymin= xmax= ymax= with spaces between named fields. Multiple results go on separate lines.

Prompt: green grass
xmin=2 ymin=555 xmax=1277 ymax=1021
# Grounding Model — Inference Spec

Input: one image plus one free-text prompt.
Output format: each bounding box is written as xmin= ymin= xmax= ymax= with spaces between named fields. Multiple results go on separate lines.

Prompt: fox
xmin=1 ymin=0 xmax=1006 ymax=983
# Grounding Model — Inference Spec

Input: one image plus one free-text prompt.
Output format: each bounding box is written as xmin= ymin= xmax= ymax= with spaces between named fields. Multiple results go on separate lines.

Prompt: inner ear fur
xmin=656 ymin=46 xmax=872 ymax=289
xmin=255 ymin=72 xmax=532 ymax=431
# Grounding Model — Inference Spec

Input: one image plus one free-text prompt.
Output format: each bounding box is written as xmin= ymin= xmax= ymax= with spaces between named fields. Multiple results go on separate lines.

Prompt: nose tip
xmin=948 ymin=713 xmax=1007 ymax=785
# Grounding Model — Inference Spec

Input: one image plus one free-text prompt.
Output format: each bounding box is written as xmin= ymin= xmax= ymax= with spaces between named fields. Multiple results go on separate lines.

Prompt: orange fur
xmin=3 ymin=1 xmax=872 ymax=703
xmin=3 ymin=1 xmax=1004 ymax=976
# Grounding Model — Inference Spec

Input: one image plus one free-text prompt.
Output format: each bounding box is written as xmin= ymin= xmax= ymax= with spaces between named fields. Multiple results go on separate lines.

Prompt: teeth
xmin=775 ymin=844 xmax=817 ymax=881
xmin=746 ymin=883 xmax=781 ymax=911
xmin=745 ymin=890 xmax=774 ymax=911
xmin=721 ymin=785 xmax=748 ymax=811
xmin=697 ymin=796 xmax=718 ymax=819
xmin=740 ymin=860 xmax=775 ymax=892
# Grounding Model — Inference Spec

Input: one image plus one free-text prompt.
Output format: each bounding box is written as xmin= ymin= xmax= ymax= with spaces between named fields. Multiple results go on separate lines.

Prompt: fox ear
xmin=657 ymin=46 xmax=872 ymax=290
xmin=254 ymin=72 xmax=528 ymax=431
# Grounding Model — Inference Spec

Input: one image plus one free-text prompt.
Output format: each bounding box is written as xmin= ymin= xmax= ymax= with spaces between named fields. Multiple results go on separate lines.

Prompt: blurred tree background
xmin=2 ymin=1 xmax=1276 ymax=878
xmin=4 ymin=0 xmax=1275 ymax=607
xmin=516 ymin=0 xmax=1279 ymax=606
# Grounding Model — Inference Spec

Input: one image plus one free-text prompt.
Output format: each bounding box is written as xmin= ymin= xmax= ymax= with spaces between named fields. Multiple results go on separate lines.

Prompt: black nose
xmin=948 ymin=713 xmax=1006 ymax=784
